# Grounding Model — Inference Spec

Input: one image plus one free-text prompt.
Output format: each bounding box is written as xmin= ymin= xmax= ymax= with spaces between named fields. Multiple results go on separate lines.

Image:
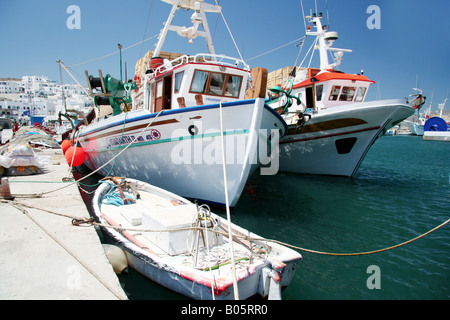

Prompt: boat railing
xmin=191 ymin=53 xmax=250 ymax=71
xmin=152 ymin=53 xmax=250 ymax=76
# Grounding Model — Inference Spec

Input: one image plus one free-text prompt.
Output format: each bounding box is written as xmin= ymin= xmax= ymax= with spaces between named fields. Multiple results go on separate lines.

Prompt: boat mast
xmin=153 ymin=0 xmax=221 ymax=59
xmin=438 ymin=98 xmax=447 ymax=118
xmin=305 ymin=13 xmax=352 ymax=71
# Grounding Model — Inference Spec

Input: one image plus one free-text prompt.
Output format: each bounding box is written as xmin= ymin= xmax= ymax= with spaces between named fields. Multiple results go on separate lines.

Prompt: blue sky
xmin=1 ymin=0 xmax=449 ymax=110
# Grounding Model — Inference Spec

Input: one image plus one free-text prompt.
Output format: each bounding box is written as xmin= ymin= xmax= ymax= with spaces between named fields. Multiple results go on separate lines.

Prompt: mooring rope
xmin=36 ymin=110 xmax=163 ymax=197
xmin=2 ymin=198 xmax=448 ymax=257
xmin=1 ymin=199 xmax=126 ymax=300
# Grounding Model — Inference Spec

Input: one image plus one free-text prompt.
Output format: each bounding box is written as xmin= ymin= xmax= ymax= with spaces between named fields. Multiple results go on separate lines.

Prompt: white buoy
xmin=102 ymin=244 xmax=128 ymax=274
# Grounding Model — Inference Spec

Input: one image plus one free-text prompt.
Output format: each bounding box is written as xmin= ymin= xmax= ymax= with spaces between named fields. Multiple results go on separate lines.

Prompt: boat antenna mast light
xmin=304 ymin=12 xmax=352 ymax=71
xmin=153 ymin=0 xmax=222 ymax=59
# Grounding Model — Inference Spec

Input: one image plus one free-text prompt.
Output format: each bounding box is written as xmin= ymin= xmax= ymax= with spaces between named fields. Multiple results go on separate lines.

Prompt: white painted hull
xmin=404 ymin=120 xmax=424 ymax=135
xmin=78 ymin=98 xmax=285 ymax=206
xmin=92 ymin=178 xmax=302 ymax=300
xmin=279 ymin=100 xmax=415 ymax=176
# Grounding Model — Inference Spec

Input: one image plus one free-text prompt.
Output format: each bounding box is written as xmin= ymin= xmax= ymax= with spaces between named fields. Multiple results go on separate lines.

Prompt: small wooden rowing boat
xmin=92 ymin=177 xmax=302 ymax=300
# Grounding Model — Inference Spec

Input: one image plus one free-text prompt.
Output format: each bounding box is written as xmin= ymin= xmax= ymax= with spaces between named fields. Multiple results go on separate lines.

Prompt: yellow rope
xmin=3 ymin=199 xmax=448 ymax=257
xmin=257 ymin=218 xmax=450 ymax=256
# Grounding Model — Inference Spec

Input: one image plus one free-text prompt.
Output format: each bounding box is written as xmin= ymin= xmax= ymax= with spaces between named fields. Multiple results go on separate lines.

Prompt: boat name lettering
xmin=204 ymin=97 xmax=221 ymax=103
xmin=109 ymin=129 xmax=161 ymax=146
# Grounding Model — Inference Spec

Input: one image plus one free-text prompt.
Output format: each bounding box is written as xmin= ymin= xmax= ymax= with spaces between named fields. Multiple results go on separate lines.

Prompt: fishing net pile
xmin=0 ymin=126 xmax=59 ymax=176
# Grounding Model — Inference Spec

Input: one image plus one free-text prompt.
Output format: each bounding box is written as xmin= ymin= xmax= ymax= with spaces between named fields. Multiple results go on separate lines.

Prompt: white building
xmin=0 ymin=79 xmax=23 ymax=94
xmin=0 ymin=76 xmax=92 ymax=126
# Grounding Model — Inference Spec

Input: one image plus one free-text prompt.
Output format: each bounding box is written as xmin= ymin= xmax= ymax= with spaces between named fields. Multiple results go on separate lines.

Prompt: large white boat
xmin=76 ymin=0 xmax=286 ymax=207
xmin=266 ymin=12 xmax=424 ymax=177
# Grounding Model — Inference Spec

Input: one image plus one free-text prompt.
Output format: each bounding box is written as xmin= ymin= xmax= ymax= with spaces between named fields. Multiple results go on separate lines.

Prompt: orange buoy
xmin=61 ymin=140 xmax=73 ymax=154
xmin=65 ymin=146 xmax=86 ymax=167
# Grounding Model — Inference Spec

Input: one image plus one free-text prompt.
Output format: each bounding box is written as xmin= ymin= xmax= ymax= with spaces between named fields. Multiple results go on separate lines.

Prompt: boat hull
xmin=78 ymin=98 xmax=285 ymax=206
xmin=404 ymin=120 xmax=424 ymax=136
xmin=92 ymin=178 xmax=302 ymax=300
xmin=278 ymin=100 xmax=414 ymax=176
xmin=122 ymin=246 xmax=298 ymax=300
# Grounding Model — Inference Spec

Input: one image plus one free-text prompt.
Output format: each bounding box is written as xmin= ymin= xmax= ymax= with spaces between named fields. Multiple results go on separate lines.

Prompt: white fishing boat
xmin=76 ymin=0 xmax=286 ymax=207
xmin=92 ymin=177 xmax=302 ymax=300
xmin=266 ymin=11 xmax=424 ymax=177
xmin=404 ymin=118 xmax=425 ymax=136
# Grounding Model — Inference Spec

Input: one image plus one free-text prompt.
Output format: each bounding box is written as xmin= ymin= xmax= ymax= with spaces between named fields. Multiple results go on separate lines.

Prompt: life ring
xmin=188 ymin=125 xmax=198 ymax=136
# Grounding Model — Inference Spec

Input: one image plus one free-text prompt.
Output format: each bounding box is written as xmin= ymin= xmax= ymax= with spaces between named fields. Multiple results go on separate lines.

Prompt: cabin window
xmin=174 ymin=71 xmax=184 ymax=93
xmin=225 ymin=75 xmax=242 ymax=97
xmin=208 ymin=73 xmax=226 ymax=95
xmin=315 ymin=84 xmax=324 ymax=101
xmin=354 ymin=87 xmax=367 ymax=102
xmin=190 ymin=69 xmax=243 ymax=98
xmin=329 ymin=86 xmax=341 ymax=101
xmin=156 ymin=80 xmax=163 ymax=98
xmin=191 ymin=70 xmax=210 ymax=93
xmin=339 ymin=86 xmax=356 ymax=101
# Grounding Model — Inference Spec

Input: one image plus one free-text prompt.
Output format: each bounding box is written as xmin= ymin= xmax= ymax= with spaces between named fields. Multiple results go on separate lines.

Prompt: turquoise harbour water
xmin=79 ymin=135 xmax=449 ymax=300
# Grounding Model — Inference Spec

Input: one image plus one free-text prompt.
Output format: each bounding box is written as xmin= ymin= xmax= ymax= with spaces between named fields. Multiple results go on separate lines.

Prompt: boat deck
xmin=99 ymin=197 xmax=254 ymax=272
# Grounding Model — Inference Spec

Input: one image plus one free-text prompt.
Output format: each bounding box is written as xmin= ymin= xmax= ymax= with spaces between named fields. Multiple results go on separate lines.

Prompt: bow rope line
xmin=246 ymin=36 xmax=307 ymax=62
xmin=68 ymin=34 xmax=159 ymax=68
xmin=68 ymin=31 xmax=305 ymax=68
xmin=2 ymin=199 xmax=448 ymax=257
xmin=34 ymin=110 xmax=163 ymax=197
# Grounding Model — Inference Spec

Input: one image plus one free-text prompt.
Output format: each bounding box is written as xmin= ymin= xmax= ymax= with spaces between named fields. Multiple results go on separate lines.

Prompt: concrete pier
xmin=0 ymin=148 xmax=128 ymax=300
xmin=423 ymin=131 xmax=450 ymax=142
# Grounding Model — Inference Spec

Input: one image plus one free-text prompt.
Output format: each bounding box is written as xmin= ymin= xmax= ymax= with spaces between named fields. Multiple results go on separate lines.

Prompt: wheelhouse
xmin=281 ymin=67 xmax=375 ymax=113
xmin=133 ymin=54 xmax=250 ymax=113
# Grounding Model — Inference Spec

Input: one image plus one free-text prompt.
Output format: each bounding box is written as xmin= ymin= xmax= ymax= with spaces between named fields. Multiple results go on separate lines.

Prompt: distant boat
xmin=404 ymin=117 xmax=426 ymax=136
xmin=385 ymin=126 xmax=399 ymax=136
xmin=92 ymin=177 xmax=302 ymax=300
xmin=0 ymin=117 xmax=14 ymax=144
xmin=423 ymin=99 xmax=450 ymax=141
xmin=76 ymin=0 xmax=286 ymax=207
xmin=266 ymin=11 xmax=425 ymax=177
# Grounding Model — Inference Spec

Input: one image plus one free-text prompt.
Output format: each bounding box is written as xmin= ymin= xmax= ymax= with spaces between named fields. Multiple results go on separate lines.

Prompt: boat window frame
xmin=315 ymin=84 xmax=324 ymax=101
xmin=189 ymin=69 xmax=243 ymax=98
xmin=208 ymin=72 xmax=226 ymax=96
xmin=354 ymin=87 xmax=367 ymax=102
xmin=329 ymin=85 xmax=341 ymax=101
xmin=156 ymin=80 xmax=164 ymax=98
xmin=339 ymin=86 xmax=357 ymax=102
xmin=224 ymin=74 xmax=242 ymax=98
xmin=174 ymin=71 xmax=184 ymax=93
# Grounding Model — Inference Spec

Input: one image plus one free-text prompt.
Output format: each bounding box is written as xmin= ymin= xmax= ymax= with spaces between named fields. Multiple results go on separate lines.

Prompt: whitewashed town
xmin=0 ymin=76 xmax=92 ymax=131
